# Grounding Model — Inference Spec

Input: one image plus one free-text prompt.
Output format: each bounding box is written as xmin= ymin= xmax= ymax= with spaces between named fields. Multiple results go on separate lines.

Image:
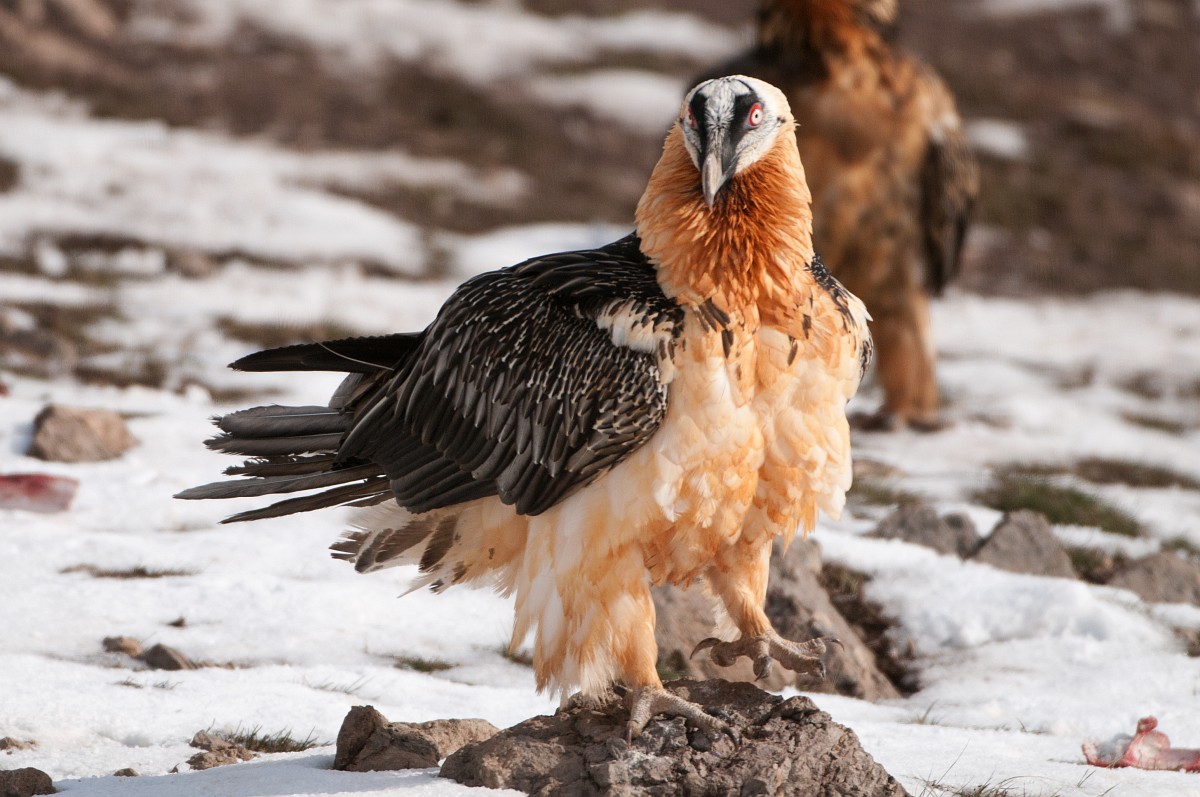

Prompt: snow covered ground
xmin=5 ymin=269 xmax=1200 ymax=796
xmin=2 ymin=2 xmax=1200 ymax=795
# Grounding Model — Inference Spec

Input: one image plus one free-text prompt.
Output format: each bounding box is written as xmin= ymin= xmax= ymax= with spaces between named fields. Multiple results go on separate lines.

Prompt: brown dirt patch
xmin=819 ymin=562 xmax=919 ymax=696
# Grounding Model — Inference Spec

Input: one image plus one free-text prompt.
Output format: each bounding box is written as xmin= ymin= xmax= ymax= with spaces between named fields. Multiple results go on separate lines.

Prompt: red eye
xmin=748 ymin=103 xmax=764 ymax=127
xmin=687 ymin=108 xmax=698 ymax=129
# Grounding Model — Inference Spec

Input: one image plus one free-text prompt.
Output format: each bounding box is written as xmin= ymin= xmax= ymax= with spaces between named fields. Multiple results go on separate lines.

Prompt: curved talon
xmin=691 ymin=637 xmax=721 ymax=659
xmin=693 ymin=632 xmax=831 ymax=682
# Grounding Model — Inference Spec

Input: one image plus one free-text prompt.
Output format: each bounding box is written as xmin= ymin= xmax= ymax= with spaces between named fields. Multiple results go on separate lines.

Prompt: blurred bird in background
xmin=180 ymin=76 xmax=871 ymax=739
xmin=703 ymin=0 xmax=978 ymax=430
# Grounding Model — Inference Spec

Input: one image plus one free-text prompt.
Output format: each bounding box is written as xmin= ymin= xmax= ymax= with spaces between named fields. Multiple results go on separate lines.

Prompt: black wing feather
xmin=339 ymin=233 xmax=681 ymax=516
xmin=180 ymin=234 xmax=680 ymax=521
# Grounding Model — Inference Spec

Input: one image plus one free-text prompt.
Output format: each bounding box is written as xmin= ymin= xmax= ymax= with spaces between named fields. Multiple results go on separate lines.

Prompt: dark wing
xmin=920 ymin=123 xmax=979 ymax=295
xmin=338 ymin=233 xmax=681 ymax=516
xmin=179 ymin=234 xmax=682 ymax=522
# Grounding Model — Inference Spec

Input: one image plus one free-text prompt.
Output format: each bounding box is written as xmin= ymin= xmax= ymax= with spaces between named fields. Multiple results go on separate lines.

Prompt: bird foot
xmin=692 ymin=632 xmax=833 ymax=682
xmin=624 ymin=685 xmax=734 ymax=744
xmin=851 ymin=408 xmax=948 ymax=433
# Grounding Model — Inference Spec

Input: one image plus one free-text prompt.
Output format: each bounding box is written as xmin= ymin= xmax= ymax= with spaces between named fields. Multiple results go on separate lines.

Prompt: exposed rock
xmin=111 ymin=769 xmax=138 ymax=777
xmin=0 ymin=738 xmax=35 ymax=752
xmin=654 ymin=539 xmax=900 ymax=700
xmin=139 ymin=643 xmax=197 ymax=671
xmin=102 ymin=636 xmax=143 ymax=658
xmin=334 ymin=705 xmax=498 ymax=771
xmin=440 ymin=679 xmax=908 ymax=797
xmin=186 ymin=731 xmax=254 ymax=770
xmin=406 ymin=719 xmax=500 ymax=760
xmin=1109 ymin=552 xmax=1200 ymax=606
xmin=168 ymin=249 xmax=218 ymax=279
xmin=0 ymin=474 xmax=78 ymax=514
xmin=870 ymin=503 xmax=980 ymax=557
xmin=0 ymin=767 xmax=55 ymax=796
xmin=27 ymin=405 xmax=136 ymax=463
xmin=971 ymin=511 xmax=1077 ymax=579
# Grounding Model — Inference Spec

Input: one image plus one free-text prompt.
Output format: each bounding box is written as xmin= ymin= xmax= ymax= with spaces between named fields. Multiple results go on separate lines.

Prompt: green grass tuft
xmin=847 ymin=478 xmax=921 ymax=508
xmin=394 ymin=655 xmax=453 ymax=674
xmin=975 ymin=473 xmax=1141 ymax=537
xmin=1074 ymin=457 xmax=1200 ymax=490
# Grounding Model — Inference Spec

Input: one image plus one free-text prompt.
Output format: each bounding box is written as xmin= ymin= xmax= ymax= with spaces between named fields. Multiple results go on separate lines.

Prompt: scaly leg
xmin=695 ymin=537 xmax=834 ymax=682
xmin=869 ymin=292 xmax=942 ymax=431
xmin=541 ymin=546 xmax=730 ymax=741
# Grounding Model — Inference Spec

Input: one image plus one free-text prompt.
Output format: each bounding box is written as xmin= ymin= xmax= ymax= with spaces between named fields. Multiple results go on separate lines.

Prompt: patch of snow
xmin=446 ymin=221 xmax=632 ymax=279
xmin=965 ymin=118 xmax=1030 ymax=161
xmin=528 ymin=70 xmax=686 ymax=134
xmin=0 ymin=83 xmax=523 ymax=273
xmin=143 ymin=0 xmax=745 ymax=83
xmin=977 ymin=0 xmax=1134 ymax=32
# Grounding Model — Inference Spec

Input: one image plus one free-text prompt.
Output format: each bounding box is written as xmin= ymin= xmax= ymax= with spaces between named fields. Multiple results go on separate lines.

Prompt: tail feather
xmin=206 ymin=433 xmax=346 ymax=457
xmin=177 ymin=401 xmax=389 ymax=522
xmin=222 ymin=477 xmax=391 ymax=524
xmin=215 ymin=405 xmax=349 ymax=438
xmin=175 ymin=462 xmax=382 ymax=501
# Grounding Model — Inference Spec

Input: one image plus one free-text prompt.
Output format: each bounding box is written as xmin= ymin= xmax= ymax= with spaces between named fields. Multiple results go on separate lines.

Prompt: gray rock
xmin=0 ymin=767 xmax=55 ymax=796
xmin=1109 ymin=552 xmax=1200 ymax=605
xmin=27 ymin=405 xmax=136 ymax=463
xmin=871 ymin=504 xmax=980 ymax=557
xmin=440 ymin=679 xmax=908 ymax=797
xmin=139 ymin=644 xmax=197 ymax=671
xmin=654 ymin=539 xmax=900 ymax=700
xmin=971 ymin=511 xmax=1077 ymax=579
xmin=334 ymin=706 xmax=498 ymax=771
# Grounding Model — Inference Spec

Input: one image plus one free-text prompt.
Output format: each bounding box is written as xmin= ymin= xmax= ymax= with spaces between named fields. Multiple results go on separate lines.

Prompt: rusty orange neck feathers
xmin=636 ymin=124 xmax=815 ymax=333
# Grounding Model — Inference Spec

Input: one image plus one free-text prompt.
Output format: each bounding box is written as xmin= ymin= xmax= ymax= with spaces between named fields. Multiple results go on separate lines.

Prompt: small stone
xmin=1110 ymin=552 xmax=1200 ymax=605
xmin=186 ymin=732 xmax=253 ymax=770
xmin=0 ymin=767 xmax=55 ymax=796
xmin=187 ymin=748 xmax=254 ymax=770
xmin=0 ymin=738 xmax=36 ymax=751
xmin=139 ymin=643 xmax=197 ymax=671
xmin=0 ymin=474 xmax=78 ymax=514
xmin=102 ymin=636 xmax=143 ymax=658
xmin=333 ymin=706 xmax=498 ymax=771
xmin=871 ymin=503 xmax=980 ymax=557
xmin=971 ymin=510 xmax=1077 ymax=579
xmin=112 ymin=769 xmax=138 ymax=777
xmin=27 ymin=405 xmax=136 ymax=463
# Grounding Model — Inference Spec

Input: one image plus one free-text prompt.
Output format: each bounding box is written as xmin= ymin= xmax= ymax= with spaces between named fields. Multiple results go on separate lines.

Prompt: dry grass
xmin=1121 ymin=411 xmax=1194 ymax=435
xmin=62 ymin=564 xmax=195 ymax=579
xmin=209 ymin=725 xmax=323 ymax=754
xmin=0 ymin=156 xmax=18 ymax=193
xmin=393 ymin=655 xmax=453 ymax=674
xmin=215 ymin=317 xmax=359 ymax=350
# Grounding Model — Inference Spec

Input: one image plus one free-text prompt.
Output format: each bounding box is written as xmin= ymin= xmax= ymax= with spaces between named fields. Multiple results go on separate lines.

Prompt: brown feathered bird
xmin=178 ymin=76 xmax=871 ymax=738
xmin=705 ymin=0 xmax=978 ymax=429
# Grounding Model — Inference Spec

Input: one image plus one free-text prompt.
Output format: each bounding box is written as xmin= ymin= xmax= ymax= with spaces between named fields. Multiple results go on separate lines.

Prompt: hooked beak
xmin=700 ymin=138 xmax=739 ymax=209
